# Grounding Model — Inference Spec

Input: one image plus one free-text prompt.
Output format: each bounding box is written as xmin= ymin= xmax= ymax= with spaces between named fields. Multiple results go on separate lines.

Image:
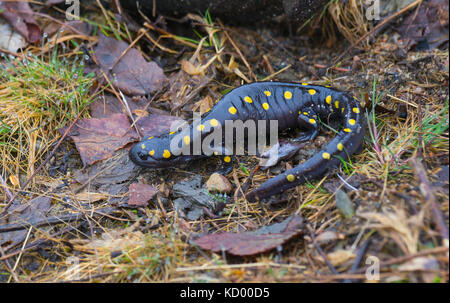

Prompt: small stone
xmin=206 ymin=173 xmax=233 ymax=193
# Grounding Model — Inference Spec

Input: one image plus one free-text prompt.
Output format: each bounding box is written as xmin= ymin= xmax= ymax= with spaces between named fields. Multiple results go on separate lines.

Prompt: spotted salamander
xmin=129 ymin=82 xmax=365 ymax=201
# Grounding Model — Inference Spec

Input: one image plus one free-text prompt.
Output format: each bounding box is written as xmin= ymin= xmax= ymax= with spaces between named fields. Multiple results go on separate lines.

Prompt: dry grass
xmin=0 ymin=49 xmax=95 ymax=186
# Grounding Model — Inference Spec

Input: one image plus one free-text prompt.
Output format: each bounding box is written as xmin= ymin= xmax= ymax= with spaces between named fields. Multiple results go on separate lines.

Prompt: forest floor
xmin=0 ymin=0 xmax=448 ymax=282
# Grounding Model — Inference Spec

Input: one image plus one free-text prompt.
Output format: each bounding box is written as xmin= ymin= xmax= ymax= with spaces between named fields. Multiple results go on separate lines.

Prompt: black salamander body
xmin=129 ymin=82 xmax=365 ymax=201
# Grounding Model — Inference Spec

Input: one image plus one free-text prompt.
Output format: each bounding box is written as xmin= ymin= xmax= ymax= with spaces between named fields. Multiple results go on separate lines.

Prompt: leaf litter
xmin=192 ymin=214 xmax=305 ymax=256
xmin=0 ymin=1 xmax=448 ymax=283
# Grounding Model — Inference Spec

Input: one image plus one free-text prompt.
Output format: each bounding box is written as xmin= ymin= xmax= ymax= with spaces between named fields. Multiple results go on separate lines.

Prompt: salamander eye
xmin=136 ymin=150 xmax=149 ymax=161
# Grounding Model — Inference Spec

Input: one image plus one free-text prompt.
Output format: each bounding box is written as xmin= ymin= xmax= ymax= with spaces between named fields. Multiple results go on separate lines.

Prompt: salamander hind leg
xmin=292 ymin=108 xmax=319 ymax=142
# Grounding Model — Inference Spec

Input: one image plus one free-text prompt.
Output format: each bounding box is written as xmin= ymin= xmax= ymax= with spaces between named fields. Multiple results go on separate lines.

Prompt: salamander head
xmin=129 ymin=136 xmax=193 ymax=168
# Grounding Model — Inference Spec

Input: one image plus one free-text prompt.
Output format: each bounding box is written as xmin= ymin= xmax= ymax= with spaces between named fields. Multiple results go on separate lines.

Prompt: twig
xmin=307 ymin=224 xmax=339 ymax=275
xmin=110 ymin=29 xmax=148 ymax=71
xmin=410 ymin=157 xmax=449 ymax=244
xmin=314 ymin=63 xmax=350 ymax=73
xmin=0 ymin=226 xmax=76 ymax=262
xmin=8 ymin=227 xmax=32 ymax=283
xmin=0 ymin=245 xmax=19 ymax=282
xmin=417 ymin=97 xmax=424 ymax=158
xmin=379 ymin=246 xmax=449 ymax=268
xmin=0 ymin=207 xmax=117 ymax=233
xmin=0 ymin=174 xmax=13 ymax=201
xmin=343 ymin=239 xmax=371 ymax=283
xmin=218 ymin=20 xmax=257 ymax=82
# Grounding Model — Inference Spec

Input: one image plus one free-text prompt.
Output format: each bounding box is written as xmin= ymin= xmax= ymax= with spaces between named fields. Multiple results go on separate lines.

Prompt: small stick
xmin=307 ymin=224 xmax=339 ymax=275
xmin=314 ymin=63 xmax=350 ymax=73
xmin=0 ymin=245 xmax=19 ymax=282
xmin=0 ymin=207 xmax=117 ymax=233
xmin=110 ymin=28 xmax=148 ymax=71
xmin=343 ymin=239 xmax=371 ymax=283
xmin=410 ymin=157 xmax=449 ymax=244
xmin=0 ymin=174 xmax=13 ymax=201
xmin=218 ymin=20 xmax=257 ymax=82
xmin=0 ymin=225 xmax=77 ymax=262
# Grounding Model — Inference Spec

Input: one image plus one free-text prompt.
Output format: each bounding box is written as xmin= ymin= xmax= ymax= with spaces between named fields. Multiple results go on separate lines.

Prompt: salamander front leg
xmin=293 ymin=109 xmax=319 ymax=142
xmin=210 ymin=146 xmax=235 ymax=175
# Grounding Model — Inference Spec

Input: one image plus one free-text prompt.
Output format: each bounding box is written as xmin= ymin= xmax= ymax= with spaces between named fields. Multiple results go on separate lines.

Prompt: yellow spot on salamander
xmin=148 ymin=136 xmax=154 ymax=140
xmin=286 ymin=174 xmax=296 ymax=182
xmin=326 ymin=95 xmax=332 ymax=104
xmin=184 ymin=136 xmax=190 ymax=145
xmin=344 ymin=128 xmax=352 ymax=133
xmin=229 ymin=106 xmax=237 ymax=115
xmin=206 ymin=108 xmax=211 ymax=112
xmin=309 ymin=118 xmax=316 ymax=124
xmin=302 ymin=83 xmax=309 ymax=86
xmin=322 ymin=152 xmax=331 ymax=160
xmin=163 ymin=150 xmax=171 ymax=159
xmin=353 ymin=107 xmax=360 ymax=114
xmin=141 ymin=144 xmax=146 ymax=149
xmin=149 ymin=150 xmax=155 ymax=156
xmin=284 ymin=91 xmax=293 ymax=100
xmin=303 ymin=112 xmax=309 ymax=116
xmin=308 ymin=89 xmax=316 ymax=96
xmin=210 ymin=119 xmax=219 ymax=127
xmin=244 ymin=96 xmax=253 ymax=103
xmin=342 ymin=107 xmax=345 ymax=113
xmin=224 ymin=156 xmax=232 ymax=163
xmin=349 ymin=119 xmax=356 ymax=126
xmin=335 ymin=101 xmax=340 ymax=109
xmin=337 ymin=143 xmax=344 ymax=151
xmin=262 ymin=103 xmax=270 ymax=110
xmin=264 ymin=90 xmax=272 ymax=97
xmin=197 ymin=124 xmax=205 ymax=131
xmin=169 ymin=131 xmax=176 ymax=135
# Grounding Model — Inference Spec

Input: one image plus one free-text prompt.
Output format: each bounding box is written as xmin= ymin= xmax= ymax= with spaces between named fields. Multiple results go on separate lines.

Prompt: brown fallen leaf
xmin=89 ymin=93 xmax=149 ymax=119
xmin=0 ymin=20 xmax=27 ymax=52
xmin=192 ymin=214 xmax=305 ymax=256
xmin=91 ymin=34 xmax=167 ymax=96
xmin=128 ymin=183 xmax=158 ymax=206
xmin=0 ymin=196 xmax=51 ymax=250
xmin=135 ymin=114 xmax=186 ymax=137
xmin=192 ymin=95 xmax=214 ymax=115
xmin=0 ymin=1 xmax=41 ymax=43
xmin=60 ymin=113 xmax=138 ymax=166
xmin=325 ymin=249 xmax=356 ymax=267
xmin=181 ymin=59 xmax=203 ymax=75
xmin=397 ymin=0 xmax=449 ymax=50
xmin=75 ymin=192 xmax=108 ymax=203
xmin=89 ymin=93 xmax=185 ymax=137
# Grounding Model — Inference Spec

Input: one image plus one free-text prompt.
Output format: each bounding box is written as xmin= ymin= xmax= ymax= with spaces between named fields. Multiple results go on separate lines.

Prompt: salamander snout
xmin=129 ymin=142 xmax=164 ymax=168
